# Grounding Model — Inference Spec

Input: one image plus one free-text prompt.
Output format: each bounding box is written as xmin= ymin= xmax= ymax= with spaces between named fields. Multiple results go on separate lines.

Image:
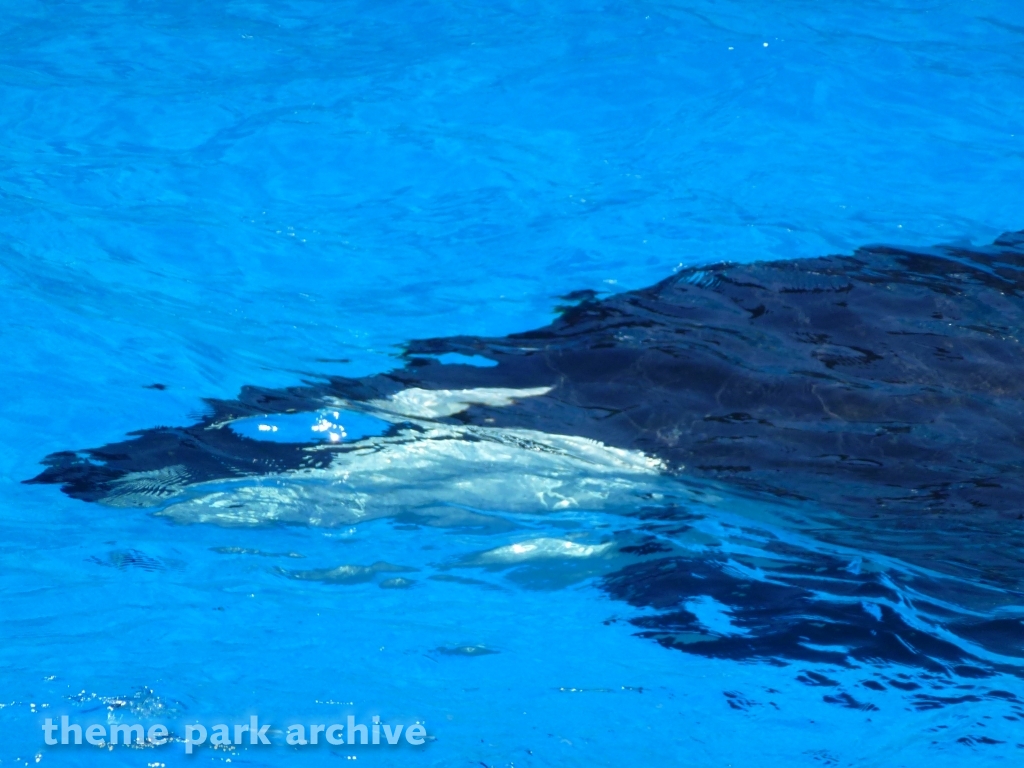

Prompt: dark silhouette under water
xmin=28 ymin=231 xmax=1024 ymax=678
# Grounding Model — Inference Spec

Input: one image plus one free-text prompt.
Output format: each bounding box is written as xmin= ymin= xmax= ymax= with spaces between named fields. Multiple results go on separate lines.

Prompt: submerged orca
xmin=26 ymin=231 xmax=1024 ymax=675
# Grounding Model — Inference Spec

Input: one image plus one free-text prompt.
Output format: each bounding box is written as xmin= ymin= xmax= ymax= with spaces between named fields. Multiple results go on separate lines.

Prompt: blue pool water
xmin=228 ymin=409 xmax=391 ymax=443
xmin=2 ymin=1 xmax=1024 ymax=766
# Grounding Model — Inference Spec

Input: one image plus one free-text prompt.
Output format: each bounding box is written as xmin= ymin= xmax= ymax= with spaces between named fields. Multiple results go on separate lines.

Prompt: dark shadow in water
xmin=26 ymin=231 xmax=1024 ymax=673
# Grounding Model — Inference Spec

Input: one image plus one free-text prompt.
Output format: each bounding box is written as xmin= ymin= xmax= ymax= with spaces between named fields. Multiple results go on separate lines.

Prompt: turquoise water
xmin=2 ymin=1 xmax=1024 ymax=766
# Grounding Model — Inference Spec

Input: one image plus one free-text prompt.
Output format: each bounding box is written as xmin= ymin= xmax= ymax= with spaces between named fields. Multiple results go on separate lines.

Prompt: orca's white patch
xmin=473 ymin=538 xmax=615 ymax=564
xmin=154 ymin=421 xmax=667 ymax=527
xmin=368 ymin=386 xmax=554 ymax=419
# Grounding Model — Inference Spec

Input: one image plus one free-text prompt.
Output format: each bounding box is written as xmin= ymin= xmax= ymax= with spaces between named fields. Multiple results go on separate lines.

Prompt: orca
xmin=26 ymin=231 xmax=1024 ymax=674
